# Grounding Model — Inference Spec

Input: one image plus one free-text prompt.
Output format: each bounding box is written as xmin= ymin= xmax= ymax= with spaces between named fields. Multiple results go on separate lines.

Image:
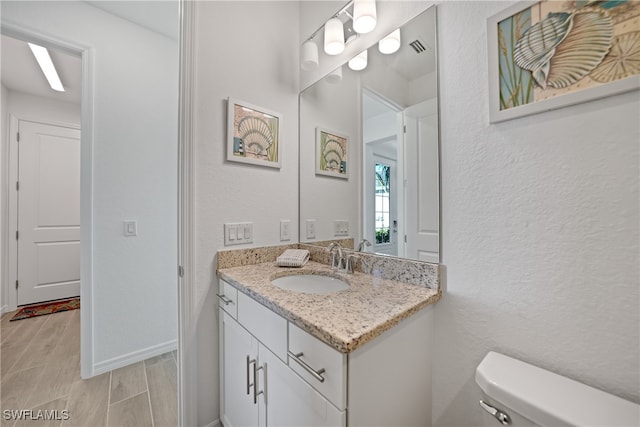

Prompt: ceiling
xmin=1 ymin=1 xmax=179 ymax=105
xmin=1 ymin=34 xmax=82 ymax=104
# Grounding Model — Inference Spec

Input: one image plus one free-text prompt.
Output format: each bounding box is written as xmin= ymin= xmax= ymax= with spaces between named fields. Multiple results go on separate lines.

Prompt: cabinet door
xmin=220 ymin=311 xmax=260 ymax=427
xmin=260 ymin=343 xmax=346 ymax=427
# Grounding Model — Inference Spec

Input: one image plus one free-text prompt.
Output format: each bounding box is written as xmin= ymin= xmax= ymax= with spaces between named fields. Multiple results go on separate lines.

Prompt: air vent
xmin=409 ymin=40 xmax=427 ymax=53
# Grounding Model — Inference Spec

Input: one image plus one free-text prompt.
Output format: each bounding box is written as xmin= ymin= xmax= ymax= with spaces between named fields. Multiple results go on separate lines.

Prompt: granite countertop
xmin=217 ymin=260 xmax=441 ymax=353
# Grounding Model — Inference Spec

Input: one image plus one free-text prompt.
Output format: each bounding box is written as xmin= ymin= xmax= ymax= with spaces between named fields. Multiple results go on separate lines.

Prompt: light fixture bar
xmin=304 ymin=0 xmax=354 ymax=44
xmin=28 ymin=43 xmax=65 ymax=92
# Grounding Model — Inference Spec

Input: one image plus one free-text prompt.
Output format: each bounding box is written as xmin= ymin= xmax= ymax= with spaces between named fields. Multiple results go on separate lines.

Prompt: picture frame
xmin=487 ymin=1 xmax=640 ymax=124
xmin=227 ymin=97 xmax=282 ymax=168
xmin=315 ymin=127 xmax=349 ymax=179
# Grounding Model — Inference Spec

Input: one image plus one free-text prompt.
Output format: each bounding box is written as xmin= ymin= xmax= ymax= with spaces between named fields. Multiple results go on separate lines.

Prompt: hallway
xmin=1 ymin=309 xmax=177 ymax=426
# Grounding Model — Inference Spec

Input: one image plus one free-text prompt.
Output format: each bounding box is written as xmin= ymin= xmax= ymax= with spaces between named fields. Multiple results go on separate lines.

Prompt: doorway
xmin=13 ymin=119 xmax=81 ymax=306
xmin=3 ymin=33 xmax=82 ymax=309
xmin=362 ymin=90 xmax=403 ymax=257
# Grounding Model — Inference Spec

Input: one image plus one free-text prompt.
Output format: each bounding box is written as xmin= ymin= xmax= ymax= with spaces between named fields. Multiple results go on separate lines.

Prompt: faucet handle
xmin=357 ymin=239 xmax=372 ymax=252
xmin=345 ymin=254 xmax=360 ymax=274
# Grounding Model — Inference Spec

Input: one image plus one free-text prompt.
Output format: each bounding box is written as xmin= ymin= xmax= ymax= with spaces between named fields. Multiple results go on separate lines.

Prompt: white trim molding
xmin=93 ymin=340 xmax=178 ymax=376
xmin=177 ymin=0 xmax=196 ymax=425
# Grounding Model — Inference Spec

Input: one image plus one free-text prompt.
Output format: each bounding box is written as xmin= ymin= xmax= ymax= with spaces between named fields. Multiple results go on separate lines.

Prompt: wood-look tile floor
xmin=0 ymin=309 xmax=177 ymax=427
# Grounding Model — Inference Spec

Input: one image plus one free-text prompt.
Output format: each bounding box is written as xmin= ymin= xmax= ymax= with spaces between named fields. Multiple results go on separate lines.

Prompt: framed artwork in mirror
xmin=315 ymin=127 xmax=349 ymax=179
xmin=227 ymin=97 xmax=282 ymax=168
xmin=488 ymin=0 xmax=640 ymax=123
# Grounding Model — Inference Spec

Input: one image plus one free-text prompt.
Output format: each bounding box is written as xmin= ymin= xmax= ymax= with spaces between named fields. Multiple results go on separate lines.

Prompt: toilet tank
xmin=475 ymin=351 xmax=640 ymax=426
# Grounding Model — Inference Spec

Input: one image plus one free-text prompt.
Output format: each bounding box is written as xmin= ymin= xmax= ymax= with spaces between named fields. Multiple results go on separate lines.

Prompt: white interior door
xmin=17 ymin=120 xmax=81 ymax=305
xmin=404 ymin=99 xmax=439 ymax=262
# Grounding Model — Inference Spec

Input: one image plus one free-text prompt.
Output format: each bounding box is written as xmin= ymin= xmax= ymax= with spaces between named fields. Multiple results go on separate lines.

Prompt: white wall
xmin=0 ymin=84 xmax=7 ymax=313
xmin=433 ymin=1 xmax=640 ymax=425
xmin=1 ymin=1 xmax=178 ymax=373
xmin=192 ymin=2 xmax=300 ymax=424
xmin=6 ymin=90 xmax=80 ymax=125
xmin=300 ymin=71 xmax=360 ymax=242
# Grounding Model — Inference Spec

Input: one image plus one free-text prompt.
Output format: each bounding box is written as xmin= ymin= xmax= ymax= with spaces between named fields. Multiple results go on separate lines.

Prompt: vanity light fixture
xmin=28 ymin=43 xmax=65 ymax=92
xmin=326 ymin=66 xmax=343 ymax=84
xmin=348 ymin=49 xmax=368 ymax=71
xmin=301 ymin=39 xmax=319 ymax=71
xmin=378 ymin=28 xmax=401 ymax=54
xmin=353 ymin=0 xmax=376 ymax=34
xmin=324 ymin=18 xmax=345 ymax=55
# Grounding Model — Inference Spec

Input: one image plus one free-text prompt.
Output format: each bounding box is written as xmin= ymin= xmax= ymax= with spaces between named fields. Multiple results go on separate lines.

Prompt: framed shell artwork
xmin=316 ymin=127 xmax=349 ymax=179
xmin=488 ymin=0 xmax=640 ymax=123
xmin=227 ymin=98 xmax=282 ymax=168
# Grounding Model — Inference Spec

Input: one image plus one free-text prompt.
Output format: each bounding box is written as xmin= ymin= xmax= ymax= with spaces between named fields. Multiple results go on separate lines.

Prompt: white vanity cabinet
xmin=219 ymin=284 xmax=346 ymax=427
xmin=218 ymin=279 xmax=434 ymax=427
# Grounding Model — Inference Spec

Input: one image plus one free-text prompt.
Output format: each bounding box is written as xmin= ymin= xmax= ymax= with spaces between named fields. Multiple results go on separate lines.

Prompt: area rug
xmin=10 ymin=297 xmax=80 ymax=321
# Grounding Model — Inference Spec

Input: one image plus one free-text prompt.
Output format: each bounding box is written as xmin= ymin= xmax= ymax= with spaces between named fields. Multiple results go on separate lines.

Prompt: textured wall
xmin=433 ymin=1 xmax=640 ymax=425
xmin=300 ymin=71 xmax=360 ymax=243
xmin=192 ymin=2 xmax=300 ymax=424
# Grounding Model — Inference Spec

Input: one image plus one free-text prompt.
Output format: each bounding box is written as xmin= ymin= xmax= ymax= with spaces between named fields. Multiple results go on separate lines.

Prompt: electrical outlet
xmin=334 ymin=220 xmax=348 ymax=236
xmin=224 ymin=222 xmax=253 ymax=246
xmin=306 ymin=219 xmax=316 ymax=239
xmin=280 ymin=220 xmax=291 ymax=241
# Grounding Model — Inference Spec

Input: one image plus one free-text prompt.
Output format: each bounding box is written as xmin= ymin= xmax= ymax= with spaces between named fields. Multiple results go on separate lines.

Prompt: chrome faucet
xmin=326 ymin=243 xmax=359 ymax=273
xmin=357 ymin=239 xmax=372 ymax=252
xmin=326 ymin=242 xmax=344 ymax=269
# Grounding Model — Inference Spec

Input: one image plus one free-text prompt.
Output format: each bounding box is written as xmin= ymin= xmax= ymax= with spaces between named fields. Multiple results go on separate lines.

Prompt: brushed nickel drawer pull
xmin=253 ymin=361 xmax=264 ymax=404
xmin=216 ymin=294 xmax=233 ymax=305
xmin=288 ymin=351 xmax=326 ymax=383
xmin=246 ymin=355 xmax=253 ymax=395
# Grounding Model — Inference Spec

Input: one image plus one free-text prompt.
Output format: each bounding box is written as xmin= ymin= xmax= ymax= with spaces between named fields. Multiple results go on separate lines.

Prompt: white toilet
xmin=475 ymin=351 xmax=640 ymax=426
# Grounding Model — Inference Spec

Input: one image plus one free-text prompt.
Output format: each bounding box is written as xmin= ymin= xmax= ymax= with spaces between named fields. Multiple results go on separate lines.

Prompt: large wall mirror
xmin=299 ymin=5 xmax=440 ymax=263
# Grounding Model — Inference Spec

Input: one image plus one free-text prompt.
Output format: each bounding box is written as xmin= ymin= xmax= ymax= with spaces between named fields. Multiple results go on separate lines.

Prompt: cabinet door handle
xmin=246 ymin=355 xmax=253 ymax=395
xmin=288 ymin=351 xmax=325 ymax=383
xmin=216 ymin=294 xmax=233 ymax=305
xmin=253 ymin=360 xmax=264 ymax=404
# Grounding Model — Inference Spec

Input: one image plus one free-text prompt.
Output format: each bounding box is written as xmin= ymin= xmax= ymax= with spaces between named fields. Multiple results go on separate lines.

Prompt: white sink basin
xmin=271 ymin=274 xmax=349 ymax=294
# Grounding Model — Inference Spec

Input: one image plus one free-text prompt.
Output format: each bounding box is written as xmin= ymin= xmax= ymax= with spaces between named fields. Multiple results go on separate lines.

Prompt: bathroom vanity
xmin=217 ymin=247 xmax=440 ymax=427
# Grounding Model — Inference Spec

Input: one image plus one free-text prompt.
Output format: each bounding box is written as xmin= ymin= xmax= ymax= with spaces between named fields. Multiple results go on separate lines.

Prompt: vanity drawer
xmin=237 ymin=291 xmax=287 ymax=361
xmin=288 ymin=323 xmax=347 ymax=410
xmin=217 ymin=280 xmax=238 ymax=319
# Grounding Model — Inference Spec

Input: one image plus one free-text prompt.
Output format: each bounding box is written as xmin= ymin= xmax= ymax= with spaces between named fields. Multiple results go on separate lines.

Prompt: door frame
xmin=177 ymin=0 xmax=197 ymax=425
xmin=7 ymin=117 xmax=81 ymax=309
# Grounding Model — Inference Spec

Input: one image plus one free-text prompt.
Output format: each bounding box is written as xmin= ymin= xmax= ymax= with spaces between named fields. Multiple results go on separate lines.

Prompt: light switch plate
xmin=280 ymin=220 xmax=291 ymax=241
xmin=334 ymin=220 xmax=348 ymax=236
xmin=306 ymin=219 xmax=316 ymax=239
xmin=123 ymin=220 xmax=137 ymax=237
xmin=224 ymin=222 xmax=253 ymax=246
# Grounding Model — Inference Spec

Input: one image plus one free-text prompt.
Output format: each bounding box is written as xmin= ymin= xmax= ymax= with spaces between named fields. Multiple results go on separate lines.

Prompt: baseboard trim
xmin=0 ymin=305 xmax=9 ymax=315
xmin=202 ymin=419 xmax=221 ymax=427
xmin=93 ymin=339 xmax=177 ymax=375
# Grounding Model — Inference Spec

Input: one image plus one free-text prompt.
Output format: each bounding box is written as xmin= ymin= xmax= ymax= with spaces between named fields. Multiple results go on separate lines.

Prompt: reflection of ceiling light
xmin=28 ymin=43 xmax=65 ymax=92
xmin=379 ymin=29 xmax=401 ymax=54
xmin=353 ymin=0 xmax=377 ymax=34
xmin=324 ymin=18 xmax=345 ymax=55
xmin=348 ymin=49 xmax=368 ymax=71
xmin=326 ymin=66 xmax=342 ymax=84
xmin=301 ymin=40 xmax=319 ymax=71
